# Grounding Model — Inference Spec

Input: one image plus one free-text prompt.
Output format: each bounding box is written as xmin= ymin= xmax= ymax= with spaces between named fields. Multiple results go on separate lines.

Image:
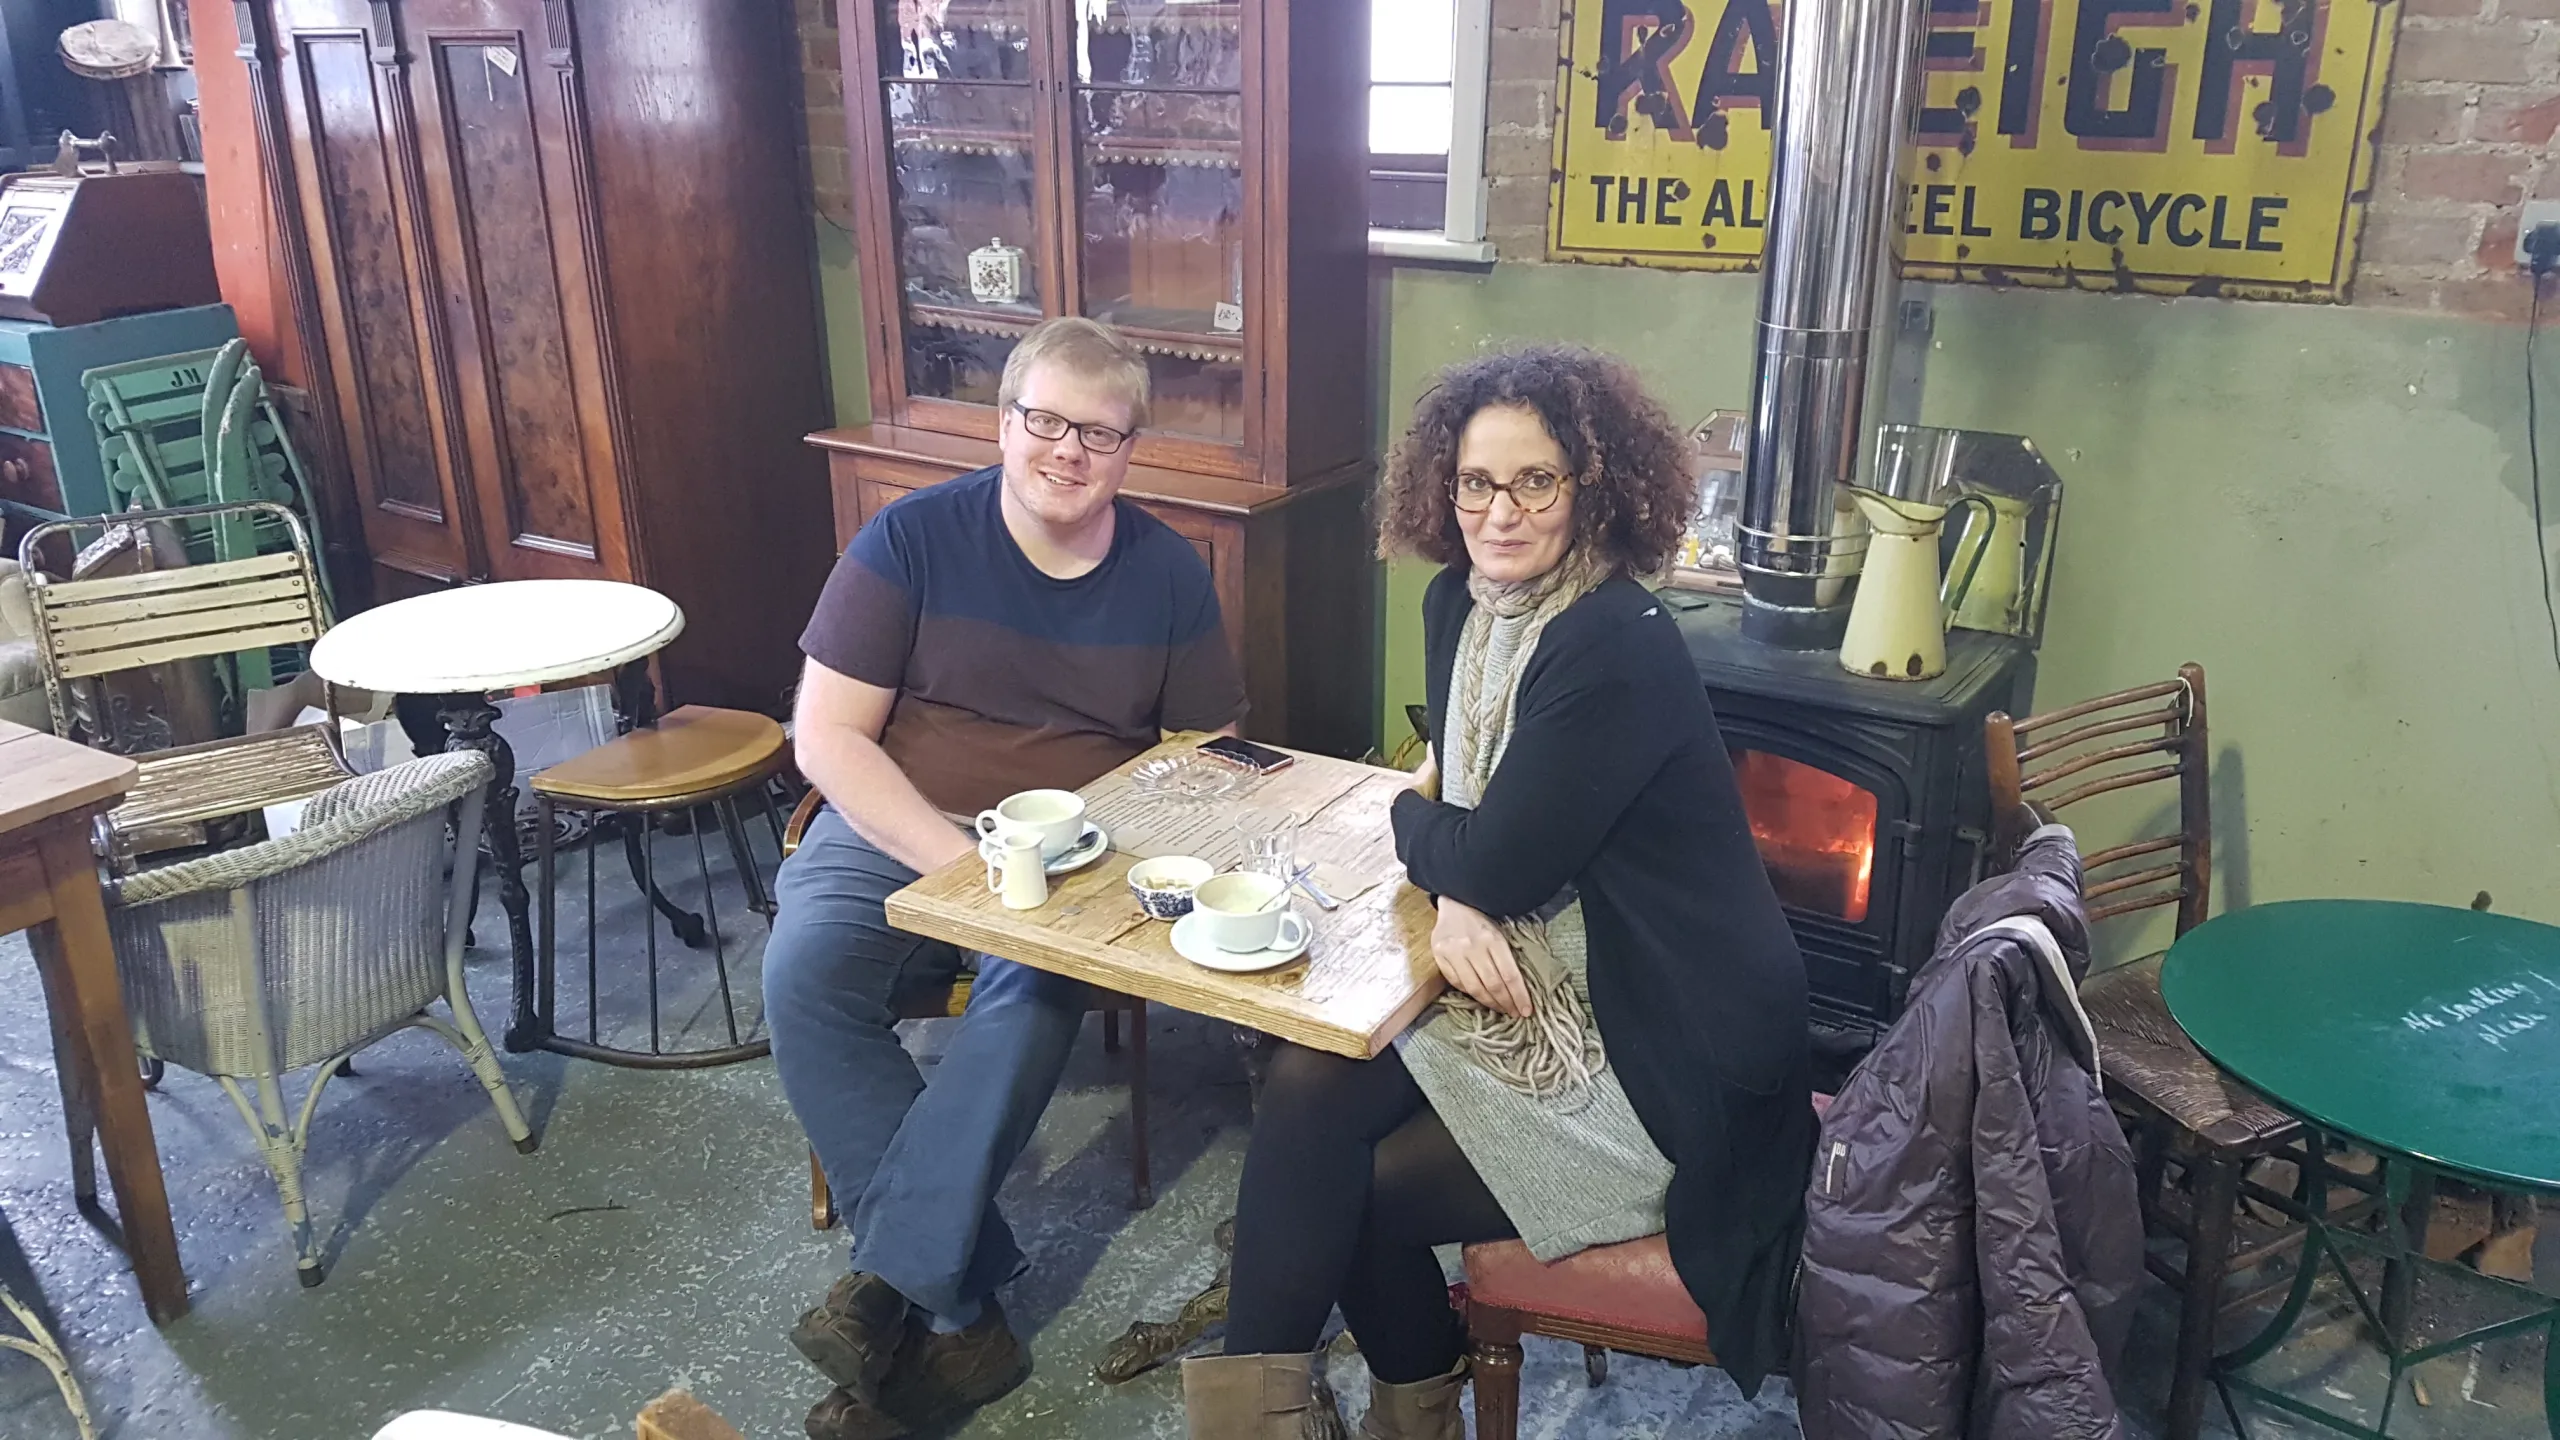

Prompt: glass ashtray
xmin=1129 ymin=750 xmax=1253 ymax=803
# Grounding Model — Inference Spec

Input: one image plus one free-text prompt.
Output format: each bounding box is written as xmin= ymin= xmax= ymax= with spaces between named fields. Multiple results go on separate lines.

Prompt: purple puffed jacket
xmin=1794 ymin=825 xmax=2144 ymax=1440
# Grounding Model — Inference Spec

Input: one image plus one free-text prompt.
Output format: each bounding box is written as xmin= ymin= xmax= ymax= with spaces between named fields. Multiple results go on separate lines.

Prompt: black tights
xmin=1224 ymin=1042 xmax=1516 ymax=1383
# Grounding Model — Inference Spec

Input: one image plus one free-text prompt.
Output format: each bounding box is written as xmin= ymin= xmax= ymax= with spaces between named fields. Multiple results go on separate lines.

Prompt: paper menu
xmin=1080 ymin=753 xmax=1397 ymax=901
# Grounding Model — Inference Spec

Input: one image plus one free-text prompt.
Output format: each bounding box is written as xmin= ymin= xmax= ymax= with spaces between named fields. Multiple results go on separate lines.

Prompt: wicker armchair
xmin=0 ymin=557 xmax=46 ymax=730
xmin=102 ymin=751 xmax=536 ymax=1286
xmin=1 ymin=1282 xmax=96 ymax=1440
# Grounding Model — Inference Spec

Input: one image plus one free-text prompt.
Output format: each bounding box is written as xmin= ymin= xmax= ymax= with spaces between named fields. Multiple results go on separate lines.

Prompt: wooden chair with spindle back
xmin=1987 ymin=663 xmax=2365 ymax=1440
xmin=778 ymin=788 xmax=1152 ymax=1222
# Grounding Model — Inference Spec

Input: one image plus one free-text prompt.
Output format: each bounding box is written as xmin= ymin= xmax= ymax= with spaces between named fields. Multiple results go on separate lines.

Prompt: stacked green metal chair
xmin=82 ymin=339 xmax=336 ymax=689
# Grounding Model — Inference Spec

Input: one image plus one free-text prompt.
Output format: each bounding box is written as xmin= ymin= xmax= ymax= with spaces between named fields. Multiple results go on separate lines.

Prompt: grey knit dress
xmin=1392 ymin=604 xmax=1675 ymax=1261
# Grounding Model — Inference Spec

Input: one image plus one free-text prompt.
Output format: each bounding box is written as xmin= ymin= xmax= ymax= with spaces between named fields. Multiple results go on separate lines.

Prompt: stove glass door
xmin=1729 ymin=749 xmax=1879 ymax=924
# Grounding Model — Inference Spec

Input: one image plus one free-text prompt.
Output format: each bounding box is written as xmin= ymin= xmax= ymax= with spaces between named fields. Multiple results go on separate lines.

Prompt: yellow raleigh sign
xmin=1548 ymin=0 xmax=2399 ymax=298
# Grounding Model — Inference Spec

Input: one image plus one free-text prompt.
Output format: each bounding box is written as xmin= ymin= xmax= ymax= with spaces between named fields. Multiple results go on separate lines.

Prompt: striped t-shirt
xmin=798 ymin=466 xmax=1246 ymax=815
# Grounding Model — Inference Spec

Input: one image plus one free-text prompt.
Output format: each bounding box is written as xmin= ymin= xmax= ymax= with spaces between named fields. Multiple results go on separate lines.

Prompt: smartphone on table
xmin=1197 ymin=735 xmax=1295 ymax=774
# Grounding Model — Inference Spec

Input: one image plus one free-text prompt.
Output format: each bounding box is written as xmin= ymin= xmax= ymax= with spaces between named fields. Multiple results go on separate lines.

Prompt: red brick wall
xmin=798 ymin=0 xmax=856 ymax=232
xmin=2358 ymin=0 xmax=2560 ymax=317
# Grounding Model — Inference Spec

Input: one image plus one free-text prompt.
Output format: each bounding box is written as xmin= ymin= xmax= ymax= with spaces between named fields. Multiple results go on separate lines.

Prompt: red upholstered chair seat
xmin=1461 ymin=1093 xmax=1831 ymax=1440
xmin=1461 ymin=1232 xmax=1706 ymax=1344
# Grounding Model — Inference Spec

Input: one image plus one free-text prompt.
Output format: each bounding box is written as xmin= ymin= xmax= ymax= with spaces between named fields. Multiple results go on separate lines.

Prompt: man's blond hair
xmin=996 ymin=317 xmax=1152 ymax=430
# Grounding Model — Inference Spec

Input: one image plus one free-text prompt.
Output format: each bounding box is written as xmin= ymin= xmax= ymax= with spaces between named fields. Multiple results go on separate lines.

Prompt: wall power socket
xmin=2518 ymin=201 xmax=2560 ymax=268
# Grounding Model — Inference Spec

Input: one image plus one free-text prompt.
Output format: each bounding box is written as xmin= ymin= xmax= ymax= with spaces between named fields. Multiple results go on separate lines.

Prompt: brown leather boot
xmin=1357 ymin=1359 xmax=1468 ymax=1440
xmin=1181 ymin=1352 xmax=1347 ymax=1440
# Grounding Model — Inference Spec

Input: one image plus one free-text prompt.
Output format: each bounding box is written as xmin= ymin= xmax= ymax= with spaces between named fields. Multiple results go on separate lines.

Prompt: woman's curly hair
xmin=1376 ymin=345 xmax=1696 ymax=575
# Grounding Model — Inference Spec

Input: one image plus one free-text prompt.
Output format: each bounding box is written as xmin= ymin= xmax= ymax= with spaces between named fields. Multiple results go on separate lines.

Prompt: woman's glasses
xmin=1451 ymin=468 xmax=1570 ymax=514
xmin=1011 ymin=402 xmax=1133 ymax=455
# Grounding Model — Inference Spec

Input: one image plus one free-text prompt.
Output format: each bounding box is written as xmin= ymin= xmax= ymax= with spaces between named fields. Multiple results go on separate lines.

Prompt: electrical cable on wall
xmin=2526 ymin=225 xmax=2560 ymax=676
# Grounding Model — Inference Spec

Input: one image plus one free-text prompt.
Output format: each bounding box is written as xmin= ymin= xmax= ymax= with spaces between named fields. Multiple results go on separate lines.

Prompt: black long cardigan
xmin=1389 ymin=568 xmax=1817 ymax=1396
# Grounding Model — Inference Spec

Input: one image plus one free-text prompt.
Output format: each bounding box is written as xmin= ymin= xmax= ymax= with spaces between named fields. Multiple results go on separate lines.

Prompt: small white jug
xmin=986 ymin=831 xmax=1048 ymax=910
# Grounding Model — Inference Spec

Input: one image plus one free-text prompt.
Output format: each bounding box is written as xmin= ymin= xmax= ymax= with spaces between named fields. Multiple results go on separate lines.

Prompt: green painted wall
xmin=806 ymin=242 xmax=2560 ymax=928
xmin=1378 ymin=264 xmax=2560 ymax=930
xmin=816 ymin=219 xmax=870 ymax=427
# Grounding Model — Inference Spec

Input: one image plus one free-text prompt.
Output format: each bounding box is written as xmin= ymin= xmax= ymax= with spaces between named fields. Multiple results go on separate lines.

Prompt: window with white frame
xmin=1368 ymin=0 xmax=1493 ymax=260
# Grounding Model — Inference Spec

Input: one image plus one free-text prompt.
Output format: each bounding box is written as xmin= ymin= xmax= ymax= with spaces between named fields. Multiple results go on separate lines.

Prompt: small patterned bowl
xmin=1128 ymin=856 xmax=1216 ymax=921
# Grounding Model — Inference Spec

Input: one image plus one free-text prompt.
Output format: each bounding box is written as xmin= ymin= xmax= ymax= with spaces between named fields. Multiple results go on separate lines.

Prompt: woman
xmin=1182 ymin=347 xmax=1816 ymax=1440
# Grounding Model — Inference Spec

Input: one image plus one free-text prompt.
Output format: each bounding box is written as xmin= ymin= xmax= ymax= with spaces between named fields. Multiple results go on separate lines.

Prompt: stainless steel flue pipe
xmin=1736 ymin=0 xmax=1933 ymax=648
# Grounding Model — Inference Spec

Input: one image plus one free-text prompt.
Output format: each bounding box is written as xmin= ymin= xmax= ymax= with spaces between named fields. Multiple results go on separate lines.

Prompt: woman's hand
xmin=1407 ymin=747 xmax=1439 ymax=802
xmin=1431 ymin=896 xmax=1532 ymax=1018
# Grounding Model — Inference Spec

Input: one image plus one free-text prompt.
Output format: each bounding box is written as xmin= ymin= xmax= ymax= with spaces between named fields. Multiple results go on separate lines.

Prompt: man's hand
xmin=1431 ymin=896 xmax=1531 ymax=1018
xmin=794 ymin=659 xmax=978 ymax=875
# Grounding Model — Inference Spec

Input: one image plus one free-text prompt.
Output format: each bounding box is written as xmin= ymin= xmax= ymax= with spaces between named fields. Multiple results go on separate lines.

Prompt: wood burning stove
xmin=1674 ymin=593 xmax=2036 ymax=1083
xmin=1695 ymin=0 xmax=2046 ymax=1082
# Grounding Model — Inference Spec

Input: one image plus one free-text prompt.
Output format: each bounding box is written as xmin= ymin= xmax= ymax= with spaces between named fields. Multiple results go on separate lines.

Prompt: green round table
xmin=2162 ymin=898 xmax=2560 ymax=1437
xmin=2163 ymin=898 xmax=2560 ymax=1191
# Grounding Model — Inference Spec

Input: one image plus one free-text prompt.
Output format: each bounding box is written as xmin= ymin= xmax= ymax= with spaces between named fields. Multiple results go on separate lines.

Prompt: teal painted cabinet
xmin=0 ymin=303 xmax=240 ymax=523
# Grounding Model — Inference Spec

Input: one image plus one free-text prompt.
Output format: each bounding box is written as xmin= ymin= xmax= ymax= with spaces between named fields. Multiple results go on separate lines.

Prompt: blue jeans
xmin=763 ymin=804 xmax=1093 ymax=1320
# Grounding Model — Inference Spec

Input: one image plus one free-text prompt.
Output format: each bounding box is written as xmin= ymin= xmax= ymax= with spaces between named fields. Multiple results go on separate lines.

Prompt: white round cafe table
xmin=307 ymin=579 xmax=683 ymax=696
xmin=309 ymin=581 xmax=685 ymax=1051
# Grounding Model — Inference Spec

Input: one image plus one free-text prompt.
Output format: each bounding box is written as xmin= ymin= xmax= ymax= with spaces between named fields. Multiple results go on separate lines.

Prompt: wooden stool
xmin=529 ymin=705 xmax=789 ymax=1067
xmin=780 ymin=790 xmax=1153 ymax=1216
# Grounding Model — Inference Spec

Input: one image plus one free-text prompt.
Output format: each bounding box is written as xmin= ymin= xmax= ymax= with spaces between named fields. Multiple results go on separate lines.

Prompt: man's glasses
xmin=1011 ymin=402 xmax=1134 ymax=455
xmin=1451 ymin=468 xmax=1569 ymax=514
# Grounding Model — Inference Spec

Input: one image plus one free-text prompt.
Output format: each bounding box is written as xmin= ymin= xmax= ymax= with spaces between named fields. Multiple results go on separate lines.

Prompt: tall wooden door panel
xmin=268 ymin=0 xmax=625 ymax=589
xmin=273 ymin=5 xmax=473 ymax=582
xmin=402 ymin=0 xmax=626 ymax=582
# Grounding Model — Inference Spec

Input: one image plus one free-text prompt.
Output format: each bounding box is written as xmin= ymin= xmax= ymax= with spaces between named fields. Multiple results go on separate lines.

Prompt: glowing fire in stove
xmin=1730 ymin=750 xmax=1877 ymax=923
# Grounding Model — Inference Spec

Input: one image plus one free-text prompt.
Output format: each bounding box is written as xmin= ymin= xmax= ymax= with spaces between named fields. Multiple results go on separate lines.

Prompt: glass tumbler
xmin=1234 ymin=807 xmax=1296 ymax=882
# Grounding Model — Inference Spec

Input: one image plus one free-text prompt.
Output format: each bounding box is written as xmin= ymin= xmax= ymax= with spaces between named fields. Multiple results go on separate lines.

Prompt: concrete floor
xmin=0 ymin=817 xmax=2549 ymax=1438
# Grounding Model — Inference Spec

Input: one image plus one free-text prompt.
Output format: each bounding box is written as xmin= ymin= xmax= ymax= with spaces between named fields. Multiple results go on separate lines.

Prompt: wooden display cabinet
xmin=812 ymin=0 xmax=1376 ymax=757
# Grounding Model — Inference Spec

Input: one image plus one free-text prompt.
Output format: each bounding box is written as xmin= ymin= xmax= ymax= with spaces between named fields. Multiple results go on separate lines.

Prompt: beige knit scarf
xmin=1435 ymin=546 xmax=1612 ymax=1099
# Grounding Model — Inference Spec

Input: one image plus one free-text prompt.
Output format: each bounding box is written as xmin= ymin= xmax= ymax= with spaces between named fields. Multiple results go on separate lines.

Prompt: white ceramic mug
xmin=986 ymin=830 xmax=1048 ymax=910
xmin=1192 ymin=872 xmax=1308 ymax=954
xmin=975 ymin=789 xmax=1086 ymax=860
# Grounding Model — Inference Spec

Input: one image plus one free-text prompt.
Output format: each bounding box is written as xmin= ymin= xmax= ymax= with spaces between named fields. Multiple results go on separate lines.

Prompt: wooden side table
xmin=0 ymin=718 xmax=187 ymax=1323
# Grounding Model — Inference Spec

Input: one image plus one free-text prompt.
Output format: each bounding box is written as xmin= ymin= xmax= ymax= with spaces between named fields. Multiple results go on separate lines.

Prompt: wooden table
xmin=887 ymin=740 xmax=1445 ymax=1059
xmin=0 ymin=718 xmax=187 ymax=1323
xmin=309 ymin=580 xmax=686 ymax=1052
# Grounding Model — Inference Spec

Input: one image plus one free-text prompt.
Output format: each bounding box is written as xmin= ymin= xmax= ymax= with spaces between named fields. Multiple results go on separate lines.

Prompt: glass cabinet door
xmin=1068 ymin=0 xmax=1248 ymax=446
xmin=876 ymin=0 xmax=1054 ymax=408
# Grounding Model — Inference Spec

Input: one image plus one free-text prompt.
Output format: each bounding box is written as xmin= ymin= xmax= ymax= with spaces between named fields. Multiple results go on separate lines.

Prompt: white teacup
xmin=1192 ymin=872 xmax=1308 ymax=954
xmin=976 ymin=789 xmax=1086 ymax=860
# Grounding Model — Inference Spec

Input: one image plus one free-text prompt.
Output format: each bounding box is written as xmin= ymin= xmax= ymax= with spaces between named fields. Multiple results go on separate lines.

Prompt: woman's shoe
xmin=1181 ymin=1352 xmax=1347 ymax=1440
xmin=1357 ymin=1359 xmax=1468 ymax=1440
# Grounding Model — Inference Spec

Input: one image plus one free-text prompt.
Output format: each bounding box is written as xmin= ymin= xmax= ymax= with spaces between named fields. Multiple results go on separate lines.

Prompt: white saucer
xmin=981 ymin=822 xmax=1109 ymax=876
xmin=1171 ymin=910 xmax=1312 ymax=973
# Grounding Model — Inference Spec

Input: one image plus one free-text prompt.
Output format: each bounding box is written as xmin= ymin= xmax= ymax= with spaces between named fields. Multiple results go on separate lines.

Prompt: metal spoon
xmin=1291 ymin=863 xmax=1340 ymax=912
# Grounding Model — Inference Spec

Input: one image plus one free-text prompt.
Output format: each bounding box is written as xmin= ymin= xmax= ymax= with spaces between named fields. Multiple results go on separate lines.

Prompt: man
xmin=766 ymin=316 xmax=1247 ymax=1439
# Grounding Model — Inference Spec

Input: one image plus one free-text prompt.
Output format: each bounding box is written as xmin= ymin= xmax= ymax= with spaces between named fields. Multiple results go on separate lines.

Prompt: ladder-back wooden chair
xmin=1987 ymin=663 xmax=2366 ymax=1440
xmin=779 ymin=788 xmax=1153 ymax=1218
xmin=18 ymin=501 xmax=351 ymax=867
